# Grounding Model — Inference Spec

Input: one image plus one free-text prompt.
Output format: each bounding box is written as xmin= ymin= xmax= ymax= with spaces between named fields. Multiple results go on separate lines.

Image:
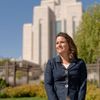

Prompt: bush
xmin=0 ymin=92 xmax=7 ymax=98
xmin=0 ymin=78 xmax=9 ymax=90
xmin=86 ymin=82 xmax=100 ymax=100
xmin=1 ymin=81 xmax=100 ymax=99
xmin=0 ymin=82 xmax=47 ymax=98
xmin=36 ymin=82 xmax=46 ymax=98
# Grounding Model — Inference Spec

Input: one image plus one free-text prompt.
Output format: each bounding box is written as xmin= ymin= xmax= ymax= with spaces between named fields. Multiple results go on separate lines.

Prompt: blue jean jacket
xmin=44 ymin=55 xmax=87 ymax=100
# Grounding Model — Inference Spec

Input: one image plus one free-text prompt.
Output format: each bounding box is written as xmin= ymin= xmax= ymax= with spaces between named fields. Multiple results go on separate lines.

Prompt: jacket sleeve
xmin=44 ymin=60 xmax=58 ymax=100
xmin=78 ymin=60 xmax=87 ymax=100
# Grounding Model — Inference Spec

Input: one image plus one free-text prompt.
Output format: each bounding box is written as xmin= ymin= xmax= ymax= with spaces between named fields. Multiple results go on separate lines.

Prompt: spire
xmin=41 ymin=0 xmax=60 ymax=5
xmin=41 ymin=0 xmax=81 ymax=5
xmin=60 ymin=0 xmax=81 ymax=4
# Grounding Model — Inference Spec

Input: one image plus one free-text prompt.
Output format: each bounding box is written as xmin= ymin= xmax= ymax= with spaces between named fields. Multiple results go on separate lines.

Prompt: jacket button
xmin=65 ymin=84 xmax=68 ymax=88
xmin=65 ymin=70 xmax=68 ymax=74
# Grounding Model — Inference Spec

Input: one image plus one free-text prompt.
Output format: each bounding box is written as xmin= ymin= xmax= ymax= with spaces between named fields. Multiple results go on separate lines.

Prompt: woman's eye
xmin=56 ymin=42 xmax=58 ymax=44
xmin=61 ymin=41 xmax=65 ymax=43
xmin=56 ymin=41 xmax=66 ymax=44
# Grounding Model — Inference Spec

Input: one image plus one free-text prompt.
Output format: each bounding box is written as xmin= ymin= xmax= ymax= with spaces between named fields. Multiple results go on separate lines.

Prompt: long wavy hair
xmin=56 ymin=32 xmax=78 ymax=60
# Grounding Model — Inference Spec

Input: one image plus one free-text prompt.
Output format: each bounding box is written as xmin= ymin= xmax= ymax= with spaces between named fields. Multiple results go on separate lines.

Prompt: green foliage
xmin=0 ymin=58 xmax=10 ymax=66
xmin=0 ymin=82 xmax=47 ymax=98
xmin=16 ymin=71 xmax=24 ymax=79
xmin=0 ymin=78 xmax=9 ymax=90
xmin=0 ymin=97 xmax=47 ymax=100
xmin=86 ymin=82 xmax=100 ymax=100
xmin=0 ymin=92 xmax=7 ymax=98
xmin=0 ymin=81 xmax=100 ymax=100
xmin=74 ymin=4 xmax=100 ymax=63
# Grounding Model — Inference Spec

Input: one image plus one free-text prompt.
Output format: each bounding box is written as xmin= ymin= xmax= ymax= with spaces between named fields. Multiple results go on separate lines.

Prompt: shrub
xmin=1 ymin=81 xmax=100 ymax=99
xmin=0 ymin=78 xmax=9 ymax=90
xmin=86 ymin=82 xmax=100 ymax=100
xmin=36 ymin=82 xmax=46 ymax=98
xmin=0 ymin=92 xmax=7 ymax=98
xmin=0 ymin=82 xmax=47 ymax=98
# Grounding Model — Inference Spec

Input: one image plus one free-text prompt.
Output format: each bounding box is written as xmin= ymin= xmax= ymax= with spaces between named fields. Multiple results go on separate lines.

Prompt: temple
xmin=22 ymin=0 xmax=82 ymax=70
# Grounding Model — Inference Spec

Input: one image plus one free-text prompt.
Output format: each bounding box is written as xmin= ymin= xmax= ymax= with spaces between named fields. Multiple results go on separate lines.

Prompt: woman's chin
xmin=58 ymin=52 xmax=63 ymax=55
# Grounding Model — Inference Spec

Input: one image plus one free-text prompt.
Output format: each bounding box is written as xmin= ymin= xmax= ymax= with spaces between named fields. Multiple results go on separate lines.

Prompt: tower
xmin=23 ymin=0 xmax=82 ymax=70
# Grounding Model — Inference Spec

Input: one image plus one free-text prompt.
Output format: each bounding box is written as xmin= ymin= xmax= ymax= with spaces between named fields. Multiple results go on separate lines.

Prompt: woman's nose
xmin=58 ymin=43 xmax=62 ymax=47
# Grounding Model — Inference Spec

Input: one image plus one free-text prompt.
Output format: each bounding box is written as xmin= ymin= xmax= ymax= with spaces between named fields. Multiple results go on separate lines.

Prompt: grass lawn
xmin=0 ymin=97 xmax=47 ymax=100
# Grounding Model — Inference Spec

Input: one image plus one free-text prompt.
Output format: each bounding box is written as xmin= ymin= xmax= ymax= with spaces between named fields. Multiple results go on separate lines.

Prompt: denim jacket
xmin=44 ymin=55 xmax=87 ymax=100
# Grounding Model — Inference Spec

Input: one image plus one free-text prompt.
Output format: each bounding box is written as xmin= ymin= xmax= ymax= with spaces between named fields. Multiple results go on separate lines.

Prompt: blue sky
xmin=0 ymin=0 xmax=100 ymax=59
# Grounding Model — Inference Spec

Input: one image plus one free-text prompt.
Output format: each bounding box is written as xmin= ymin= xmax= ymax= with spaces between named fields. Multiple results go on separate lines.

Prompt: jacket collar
xmin=68 ymin=58 xmax=78 ymax=69
xmin=55 ymin=55 xmax=78 ymax=69
xmin=55 ymin=55 xmax=78 ymax=63
xmin=55 ymin=55 xmax=62 ymax=63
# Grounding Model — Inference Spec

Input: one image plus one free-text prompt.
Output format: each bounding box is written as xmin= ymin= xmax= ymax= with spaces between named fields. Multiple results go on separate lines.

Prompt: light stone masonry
xmin=22 ymin=0 xmax=82 ymax=70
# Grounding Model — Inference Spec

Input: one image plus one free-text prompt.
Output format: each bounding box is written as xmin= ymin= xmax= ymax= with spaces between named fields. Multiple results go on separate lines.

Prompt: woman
xmin=44 ymin=32 xmax=87 ymax=100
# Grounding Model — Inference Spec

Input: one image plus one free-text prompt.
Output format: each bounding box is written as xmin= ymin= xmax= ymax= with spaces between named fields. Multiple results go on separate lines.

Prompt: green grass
xmin=0 ymin=97 xmax=47 ymax=100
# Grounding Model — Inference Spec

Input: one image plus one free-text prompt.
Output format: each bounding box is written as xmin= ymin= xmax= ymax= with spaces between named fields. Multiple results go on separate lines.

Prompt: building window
xmin=77 ymin=0 xmax=81 ymax=2
xmin=72 ymin=16 xmax=76 ymax=34
xmin=39 ymin=20 xmax=42 ymax=65
xmin=49 ymin=21 xmax=53 ymax=58
xmin=55 ymin=20 xmax=61 ymax=34
xmin=31 ymin=32 xmax=33 ymax=60
xmin=64 ymin=20 xmax=67 ymax=33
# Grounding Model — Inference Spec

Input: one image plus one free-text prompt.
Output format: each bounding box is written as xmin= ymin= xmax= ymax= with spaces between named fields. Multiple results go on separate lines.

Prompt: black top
xmin=44 ymin=55 xmax=87 ymax=100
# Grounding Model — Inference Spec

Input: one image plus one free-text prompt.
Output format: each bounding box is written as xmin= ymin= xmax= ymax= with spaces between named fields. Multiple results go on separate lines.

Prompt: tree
xmin=0 ymin=58 xmax=10 ymax=66
xmin=74 ymin=4 xmax=100 ymax=63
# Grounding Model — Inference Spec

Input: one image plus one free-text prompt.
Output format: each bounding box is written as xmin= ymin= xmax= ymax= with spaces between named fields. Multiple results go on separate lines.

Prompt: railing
xmin=87 ymin=59 xmax=100 ymax=87
xmin=0 ymin=59 xmax=100 ymax=87
xmin=0 ymin=60 xmax=42 ymax=86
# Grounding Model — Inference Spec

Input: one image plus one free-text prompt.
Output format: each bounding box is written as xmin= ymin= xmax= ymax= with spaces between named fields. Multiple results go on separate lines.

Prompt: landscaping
xmin=0 ymin=97 xmax=46 ymax=100
xmin=0 ymin=79 xmax=100 ymax=100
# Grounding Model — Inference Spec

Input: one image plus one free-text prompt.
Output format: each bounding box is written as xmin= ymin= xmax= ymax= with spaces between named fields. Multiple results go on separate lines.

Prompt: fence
xmin=87 ymin=58 xmax=100 ymax=87
xmin=0 ymin=60 xmax=42 ymax=86
xmin=0 ymin=59 xmax=100 ymax=87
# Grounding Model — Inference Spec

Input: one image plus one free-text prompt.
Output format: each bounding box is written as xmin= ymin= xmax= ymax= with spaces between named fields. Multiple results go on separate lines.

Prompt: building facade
xmin=22 ymin=0 xmax=82 ymax=70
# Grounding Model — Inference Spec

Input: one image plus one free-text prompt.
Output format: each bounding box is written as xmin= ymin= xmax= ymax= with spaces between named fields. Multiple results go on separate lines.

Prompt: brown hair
xmin=56 ymin=32 xmax=78 ymax=60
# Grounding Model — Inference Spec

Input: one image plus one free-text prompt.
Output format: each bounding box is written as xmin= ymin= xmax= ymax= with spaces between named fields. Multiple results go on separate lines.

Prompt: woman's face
xmin=56 ymin=36 xmax=70 ymax=55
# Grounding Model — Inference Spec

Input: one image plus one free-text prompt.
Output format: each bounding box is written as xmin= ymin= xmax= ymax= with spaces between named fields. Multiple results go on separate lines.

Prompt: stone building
xmin=22 ymin=0 xmax=82 ymax=70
